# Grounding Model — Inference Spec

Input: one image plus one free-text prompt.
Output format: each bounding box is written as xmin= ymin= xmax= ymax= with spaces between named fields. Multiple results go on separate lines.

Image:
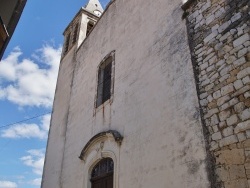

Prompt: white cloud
xmin=1 ymin=114 xmax=51 ymax=139
xmin=28 ymin=178 xmax=41 ymax=186
xmin=0 ymin=181 xmax=17 ymax=188
xmin=20 ymin=149 xmax=45 ymax=176
xmin=0 ymin=45 xmax=61 ymax=107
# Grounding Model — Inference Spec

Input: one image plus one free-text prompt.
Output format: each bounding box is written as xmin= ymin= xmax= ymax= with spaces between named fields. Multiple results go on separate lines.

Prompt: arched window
xmin=91 ymin=158 xmax=114 ymax=188
xmin=86 ymin=21 xmax=94 ymax=36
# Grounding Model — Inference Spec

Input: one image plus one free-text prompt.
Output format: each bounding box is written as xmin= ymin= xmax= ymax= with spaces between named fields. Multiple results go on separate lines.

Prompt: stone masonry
xmin=184 ymin=0 xmax=250 ymax=187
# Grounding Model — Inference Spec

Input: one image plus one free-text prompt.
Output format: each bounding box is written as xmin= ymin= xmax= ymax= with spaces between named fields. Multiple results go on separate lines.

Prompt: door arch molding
xmin=80 ymin=130 xmax=123 ymax=188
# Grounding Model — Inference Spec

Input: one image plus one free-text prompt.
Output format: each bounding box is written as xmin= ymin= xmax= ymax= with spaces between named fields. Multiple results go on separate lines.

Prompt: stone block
xmin=210 ymin=141 xmax=219 ymax=151
xmin=235 ymin=120 xmax=250 ymax=133
xmin=219 ymin=74 xmax=230 ymax=82
xmin=238 ymin=48 xmax=248 ymax=58
xmin=233 ymin=33 xmax=250 ymax=47
xmin=237 ymin=132 xmax=247 ymax=142
xmin=211 ymin=114 xmax=219 ymax=126
xmin=213 ymin=90 xmax=221 ymax=99
xmin=220 ymin=32 xmax=231 ymax=42
xmin=237 ymin=67 xmax=250 ymax=79
xmin=215 ymin=166 xmax=229 ymax=181
xmin=200 ymin=92 xmax=208 ymax=99
xmin=207 ymin=64 xmax=215 ymax=72
xmin=219 ymin=121 xmax=227 ymax=129
xmin=204 ymin=30 xmax=218 ymax=43
xmin=234 ymin=80 xmax=244 ymax=90
xmin=228 ymin=165 xmax=246 ymax=180
xmin=200 ymin=99 xmax=208 ymax=106
xmin=222 ymin=126 xmax=234 ymax=137
xmin=220 ymin=66 xmax=232 ymax=76
xmin=215 ymin=149 xmax=245 ymax=165
xmin=231 ymin=12 xmax=242 ymax=23
xmin=200 ymin=62 xmax=209 ymax=71
xmin=206 ymin=14 xmax=215 ymax=25
xmin=219 ymin=135 xmax=238 ymax=147
xmin=226 ymin=115 xmax=238 ymax=126
xmin=226 ymin=55 xmax=236 ymax=64
xmin=200 ymin=2 xmax=211 ymax=13
xmin=212 ymin=125 xmax=219 ymax=132
xmin=224 ymin=179 xmax=248 ymax=188
xmin=210 ymin=72 xmax=219 ymax=81
xmin=245 ymin=92 xmax=250 ymax=99
xmin=220 ymin=102 xmax=230 ymax=111
xmin=226 ymin=76 xmax=237 ymax=85
xmin=244 ymin=41 xmax=250 ymax=47
xmin=243 ymin=76 xmax=250 ymax=85
xmin=201 ymin=79 xmax=210 ymax=87
xmin=245 ymin=163 xmax=250 ymax=169
xmin=216 ymin=59 xmax=225 ymax=67
xmin=205 ymin=83 xmax=214 ymax=91
xmin=217 ymin=95 xmax=230 ymax=106
xmin=229 ymin=98 xmax=239 ymax=105
xmin=232 ymin=85 xmax=250 ymax=97
xmin=218 ymin=21 xmax=230 ymax=33
xmin=212 ymin=131 xmax=222 ymax=141
xmin=244 ymin=139 xmax=250 ymax=147
xmin=204 ymin=108 xmax=219 ymax=119
xmin=239 ymin=108 xmax=250 ymax=121
xmin=247 ymin=52 xmax=250 ymax=61
xmin=246 ymin=130 xmax=250 ymax=139
xmin=230 ymin=44 xmax=244 ymax=55
xmin=233 ymin=57 xmax=246 ymax=68
xmin=246 ymin=150 xmax=250 ymax=163
xmin=219 ymin=110 xmax=231 ymax=121
xmin=221 ymin=84 xmax=234 ymax=96
xmin=234 ymin=102 xmax=245 ymax=113
xmin=203 ymin=52 xmax=215 ymax=63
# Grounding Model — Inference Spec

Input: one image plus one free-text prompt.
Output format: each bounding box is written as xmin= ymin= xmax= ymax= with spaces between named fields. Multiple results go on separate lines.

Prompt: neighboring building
xmin=0 ymin=0 xmax=27 ymax=60
xmin=42 ymin=0 xmax=250 ymax=187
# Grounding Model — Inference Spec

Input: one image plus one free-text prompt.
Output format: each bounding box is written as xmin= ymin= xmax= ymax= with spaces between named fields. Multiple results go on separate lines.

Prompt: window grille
xmin=91 ymin=158 xmax=114 ymax=179
xmin=96 ymin=56 xmax=113 ymax=107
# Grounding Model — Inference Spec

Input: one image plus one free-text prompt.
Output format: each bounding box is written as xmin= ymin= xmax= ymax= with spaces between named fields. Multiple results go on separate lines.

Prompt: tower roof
xmin=84 ymin=0 xmax=104 ymax=15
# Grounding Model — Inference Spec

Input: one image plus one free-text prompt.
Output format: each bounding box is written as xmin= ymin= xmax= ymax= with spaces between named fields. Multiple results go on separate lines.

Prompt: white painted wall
xmin=43 ymin=0 xmax=211 ymax=187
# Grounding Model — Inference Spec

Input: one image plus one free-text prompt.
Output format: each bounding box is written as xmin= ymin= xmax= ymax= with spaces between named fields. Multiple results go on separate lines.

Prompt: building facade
xmin=42 ymin=0 xmax=250 ymax=187
xmin=0 ymin=0 xmax=27 ymax=60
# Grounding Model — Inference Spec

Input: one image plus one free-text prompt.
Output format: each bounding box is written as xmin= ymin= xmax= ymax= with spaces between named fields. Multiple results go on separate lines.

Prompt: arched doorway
xmin=91 ymin=158 xmax=114 ymax=188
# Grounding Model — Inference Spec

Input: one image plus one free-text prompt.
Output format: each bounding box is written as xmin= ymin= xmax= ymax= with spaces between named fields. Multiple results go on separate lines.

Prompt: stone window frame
xmin=86 ymin=20 xmax=95 ymax=36
xmin=94 ymin=50 xmax=115 ymax=110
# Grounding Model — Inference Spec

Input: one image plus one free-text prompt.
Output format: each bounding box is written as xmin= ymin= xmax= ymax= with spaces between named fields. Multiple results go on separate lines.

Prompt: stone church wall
xmin=54 ymin=0 xmax=211 ymax=187
xmin=184 ymin=0 xmax=250 ymax=187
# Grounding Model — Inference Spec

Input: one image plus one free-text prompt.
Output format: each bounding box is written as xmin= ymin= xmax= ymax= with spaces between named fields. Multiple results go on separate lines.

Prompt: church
xmin=42 ymin=0 xmax=250 ymax=187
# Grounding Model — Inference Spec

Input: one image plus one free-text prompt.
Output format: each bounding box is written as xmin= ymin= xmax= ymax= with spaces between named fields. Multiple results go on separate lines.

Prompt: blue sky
xmin=0 ymin=0 xmax=109 ymax=187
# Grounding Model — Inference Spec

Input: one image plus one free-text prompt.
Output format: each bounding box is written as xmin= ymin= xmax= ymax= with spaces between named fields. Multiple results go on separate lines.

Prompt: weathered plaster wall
xmin=56 ymin=0 xmax=210 ymax=188
xmin=42 ymin=46 xmax=77 ymax=188
xmin=184 ymin=0 xmax=250 ymax=187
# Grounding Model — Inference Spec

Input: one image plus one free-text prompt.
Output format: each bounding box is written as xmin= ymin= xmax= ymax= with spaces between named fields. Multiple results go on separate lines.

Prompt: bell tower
xmin=41 ymin=1 xmax=103 ymax=188
xmin=62 ymin=0 xmax=103 ymax=57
